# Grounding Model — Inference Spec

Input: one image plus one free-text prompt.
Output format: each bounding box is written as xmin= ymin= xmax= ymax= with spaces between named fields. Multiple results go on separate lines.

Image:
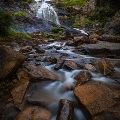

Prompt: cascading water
xmin=35 ymin=0 xmax=60 ymax=25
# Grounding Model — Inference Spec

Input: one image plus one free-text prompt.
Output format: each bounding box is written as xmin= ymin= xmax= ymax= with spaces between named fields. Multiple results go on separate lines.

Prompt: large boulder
xmin=82 ymin=43 xmax=120 ymax=58
xmin=15 ymin=106 xmax=51 ymax=120
xmin=56 ymin=99 xmax=74 ymax=120
xmin=74 ymin=81 xmax=119 ymax=120
xmin=0 ymin=46 xmax=27 ymax=81
xmin=24 ymin=65 xmax=59 ymax=81
xmin=74 ymin=71 xmax=91 ymax=86
xmin=97 ymin=58 xmax=115 ymax=75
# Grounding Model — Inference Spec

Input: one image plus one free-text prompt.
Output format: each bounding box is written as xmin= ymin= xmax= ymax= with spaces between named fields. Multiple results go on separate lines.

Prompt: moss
xmin=14 ymin=11 xmax=28 ymax=17
xmin=8 ymin=30 xmax=32 ymax=40
xmin=72 ymin=18 xmax=99 ymax=28
xmin=51 ymin=27 xmax=63 ymax=33
xmin=56 ymin=0 xmax=89 ymax=8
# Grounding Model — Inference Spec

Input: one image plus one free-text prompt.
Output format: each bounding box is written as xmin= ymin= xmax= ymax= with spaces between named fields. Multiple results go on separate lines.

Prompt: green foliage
xmin=0 ymin=10 xmax=13 ymax=37
xmin=51 ymin=33 xmax=59 ymax=39
xmin=51 ymin=27 xmax=63 ymax=33
xmin=14 ymin=11 xmax=28 ymax=17
xmin=56 ymin=0 xmax=89 ymax=8
xmin=89 ymin=6 xmax=114 ymax=22
xmin=72 ymin=18 xmax=99 ymax=27
xmin=8 ymin=30 xmax=32 ymax=40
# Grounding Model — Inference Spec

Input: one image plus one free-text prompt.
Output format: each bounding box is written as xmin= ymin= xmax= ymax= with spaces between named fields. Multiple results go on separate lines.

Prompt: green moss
xmin=14 ymin=11 xmax=28 ymax=17
xmin=51 ymin=27 xmax=63 ymax=33
xmin=8 ymin=30 xmax=32 ymax=40
xmin=56 ymin=0 xmax=89 ymax=8
xmin=72 ymin=18 xmax=99 ymax=27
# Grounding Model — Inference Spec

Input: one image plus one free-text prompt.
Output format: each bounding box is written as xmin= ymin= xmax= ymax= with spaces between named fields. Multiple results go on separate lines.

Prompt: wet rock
xmin=114 ymin=61 xmax=120 ymax=68
xmin=85 ymin=64 xmax=96 ymax=72
xmin=11 ymin=70 xmax=30 ymax=109
xmin=73 ymin=36 xmax=90 ymax=46
xmin=54 ymin=58 xmax=65 ymax=70
xmin=82 ymin=43 xmax=120 ymax=58
xmin=15 ymin=106 xmax=51 ymax=120
xmin=33 ymin=46 xmax=45 ymax=54
xmin=0 ymin=46 xmax=27 ymax=81
xmin=24 ymin=65 xmax=59 ymax=81
xmin=64 ymin=60 xmax=83 ymax=70
xmin=56 ymin=99 xmax=74 ymax=120
xmin=66 ymin=39 xmax=74 ymax=46
xmin=46 ymin=56 xmax=57 ymax=64
xmin=107 ymin=71 xmax=120 ymax=83
xmin=97 ymin=58 xmax=115 ymax=75
xmin=74 ymin=81 xmax=119 ymax=119
xmin=74 ymin=71 xmax=91 ymax=86
xmin=20 ymin=46 xmax=32 ymax=53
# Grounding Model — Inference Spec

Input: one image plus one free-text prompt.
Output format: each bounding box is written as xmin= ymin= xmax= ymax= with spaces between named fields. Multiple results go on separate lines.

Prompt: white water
xmin=35 ymin=0 xmax=60 ymax=25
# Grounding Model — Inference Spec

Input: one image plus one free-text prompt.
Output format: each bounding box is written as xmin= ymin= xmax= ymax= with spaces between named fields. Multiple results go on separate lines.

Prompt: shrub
xmin=0 ymin=10 xmax=13 ymax=36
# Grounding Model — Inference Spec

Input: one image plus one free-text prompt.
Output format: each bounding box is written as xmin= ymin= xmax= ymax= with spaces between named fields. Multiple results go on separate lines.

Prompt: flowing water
xmin=22 ymin=41 xmax=120 ymax=120
xmin=34 ymin=0 xmax=60 ymax=25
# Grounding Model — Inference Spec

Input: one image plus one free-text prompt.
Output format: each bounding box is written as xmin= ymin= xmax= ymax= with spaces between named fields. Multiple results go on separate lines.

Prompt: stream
xmin=21 ymin=41 xmax=120 ymax=120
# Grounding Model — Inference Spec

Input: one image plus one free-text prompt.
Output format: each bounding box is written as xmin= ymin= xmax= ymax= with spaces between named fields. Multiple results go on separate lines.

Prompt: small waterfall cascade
xmin=34 ymin=0 xmax=60 ymax=25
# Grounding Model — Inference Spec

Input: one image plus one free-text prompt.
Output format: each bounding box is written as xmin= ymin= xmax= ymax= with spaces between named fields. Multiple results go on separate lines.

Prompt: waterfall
xmin=35 ymin=0 xmax=60 ymax=25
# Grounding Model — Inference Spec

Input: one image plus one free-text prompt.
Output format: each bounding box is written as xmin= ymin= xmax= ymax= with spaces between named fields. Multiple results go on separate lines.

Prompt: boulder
xmin=97 ymin=58 xmax=115 ymax=75
xmin=64 ymin=60 xmax=83 ymax=70
xmin=74 ymin=71 xmax=91 ymax=86
xmin=24 ymin=65 xmax=59 ymax=81
xmin=82 ymin=43 xmax=120 ymax=58
xmin=56 ymin=99 xmax=74 ymax=120
xmin=74 ymin=81 xmax=119 ymax=119
xmin=11 ymin=70 xmax=30 ymax=109
xmin=15 ymin=106 xmax=51 ymax=120
xmin=0 ymin=46 xmax=27 ymax=81
xmin=54 ymin=58 xmax=65 ymax=70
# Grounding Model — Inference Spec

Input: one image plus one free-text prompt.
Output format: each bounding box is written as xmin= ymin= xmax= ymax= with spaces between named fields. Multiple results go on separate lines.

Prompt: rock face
xmin=97 ymin=58 xmax=115 ymax=75
xmin=74 ymin=71 xmax=91 ymax=86
xmin=56 ymin=99 xmax=74 ymax=120
xmin=85 ymin=64 xmax=96 ymax=72
xmin=64 ymin=60 xmax=83 ymax=70
xmin=82 ymin=43 xmax=120 ymax=58
xmin=74 ymin=81 xmax=119 ymax=120
xmin=25 ymin=65 xmax=59 ymax=81
xmin=11 ymin=70 xmax=30 ymax=109
xmin=0 ymin=46 xmax=27 ymax=81
xmin=15 ymin=106 xmax=51 ymax=120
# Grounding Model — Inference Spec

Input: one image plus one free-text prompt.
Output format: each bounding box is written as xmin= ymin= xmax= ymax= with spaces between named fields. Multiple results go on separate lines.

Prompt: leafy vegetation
xmin=8 ymin=30 xmax=32 ymax=40
xmin=55 ymin=0 xmax=89 ymax=8
xmin=0 ymin=10 xmax=13 ymax=37
xmin=51 ymin=27 xmax=63 ymax=33
xmin=14 ymin=11 xmax=28 ymax=17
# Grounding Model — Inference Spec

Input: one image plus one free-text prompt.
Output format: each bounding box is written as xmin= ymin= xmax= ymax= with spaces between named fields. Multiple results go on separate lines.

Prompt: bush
xmin=0 ymin=10 xmax=13 ymax=36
